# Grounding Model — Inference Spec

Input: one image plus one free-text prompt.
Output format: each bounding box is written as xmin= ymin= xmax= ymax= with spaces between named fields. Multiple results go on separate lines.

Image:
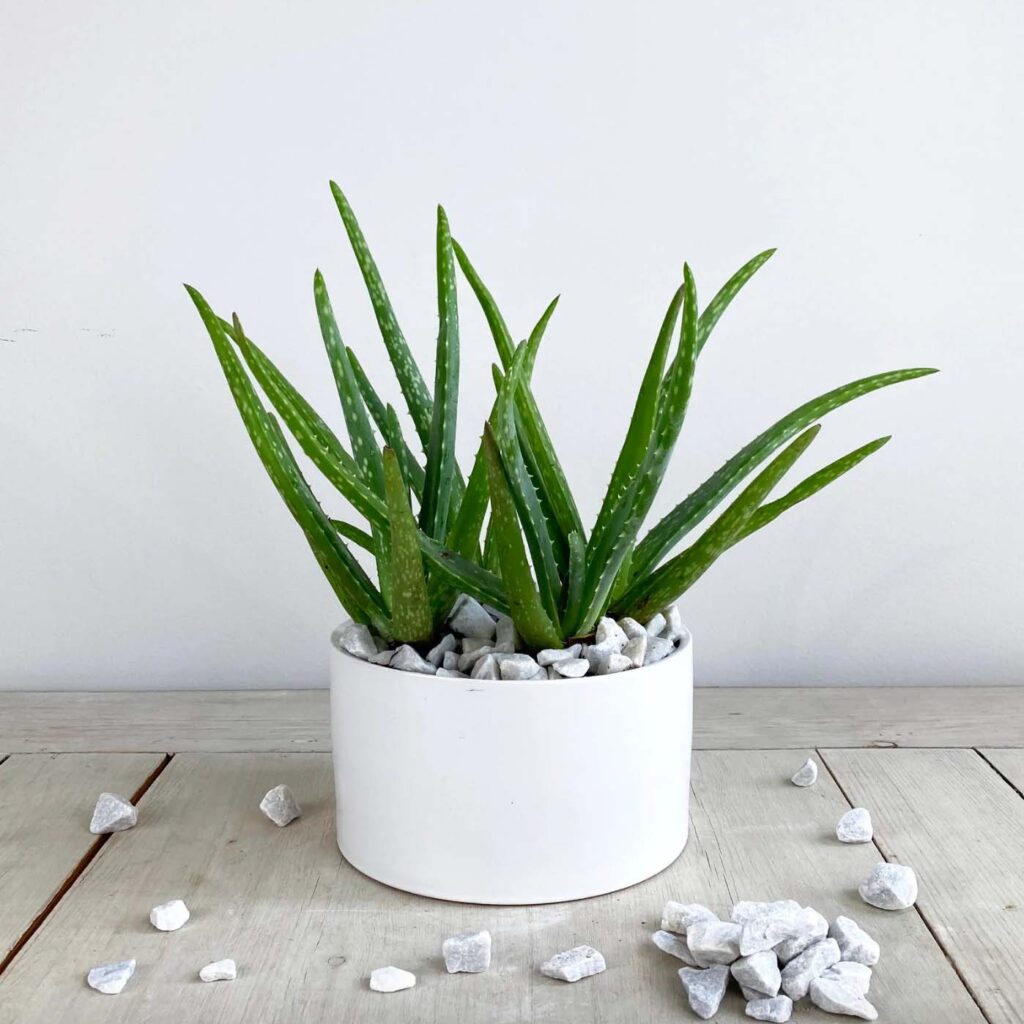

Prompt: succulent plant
xmin=187 ymin=182 xmax=935 ymax=651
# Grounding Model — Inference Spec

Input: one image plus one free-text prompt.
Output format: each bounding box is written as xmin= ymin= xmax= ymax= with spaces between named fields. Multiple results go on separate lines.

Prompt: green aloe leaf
xmin=330 ymin=519 xmax=375 ymax=552
xmin=419 ymin=206 xmax=460 ymax=540
xmin=382 ymin=447 xmax=434 ymax=642
xmin=696 ymin=248 xmax=776 ymax=356
xmin=632 ymin=367 xmax=939 ymax=578
xmin=562 ymin=530 xmax=587 ymax=638
xmin=483 ymin=425 xmax=562 ymax=649
xmin=616 ymin=425 xmax=821 ymax=620
xmin=418 ymin=533 xmax=509 ymax=614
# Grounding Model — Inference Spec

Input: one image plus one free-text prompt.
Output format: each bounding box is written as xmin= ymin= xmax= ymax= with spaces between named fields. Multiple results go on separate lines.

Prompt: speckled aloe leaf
xmin=417 ymin=533 xmax=509 ymax=614
xmin=696 ymin=248 xmax=776 ymax=356
xmin=733 ymin=434 xmax=892 ymax=545
xmin=483 ymin=425 xmax=562 ymax=649
xmin=616 ymin=425 xmax=822 ymax=621
xmin=382 ymin=447 xmax=433 ymax=642
xmin=419 ymin=207 xmax=460 ymax=541
xmin=562 ymin=530 xmax=587 ymax=638
xmin=219 ymin=317 xmax=387 ymax=530
xmin=187 ymin=287 xmax=387 ymax=631
xmin=330 ymin=519 xmax=375 ymax=552
xmin=631 ymin=366 xmax=939 ymax=579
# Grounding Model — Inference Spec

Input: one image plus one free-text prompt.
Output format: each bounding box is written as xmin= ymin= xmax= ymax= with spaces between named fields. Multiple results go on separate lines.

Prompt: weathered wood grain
xmin=979 ymin=748 xmax=1024 ymax=795
xmin=0 ymin=751 xmax=982 ymax=1022
xmin=822 ymin=747 xmax=1024 ymax=1024
xmin=1 ymin=686 xmax=1021 ymax=753
xmin=0 ymin=753 xmax=165 ymax=965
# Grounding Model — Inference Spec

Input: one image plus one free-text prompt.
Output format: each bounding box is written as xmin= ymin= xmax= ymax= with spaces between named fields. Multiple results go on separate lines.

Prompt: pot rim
xmin=331 ymin=620 xmax=692 ymax=690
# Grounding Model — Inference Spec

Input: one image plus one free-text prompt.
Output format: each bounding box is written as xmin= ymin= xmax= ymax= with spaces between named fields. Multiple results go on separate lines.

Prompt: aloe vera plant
xmin=188 ymin=182 xmax=935 ymax=651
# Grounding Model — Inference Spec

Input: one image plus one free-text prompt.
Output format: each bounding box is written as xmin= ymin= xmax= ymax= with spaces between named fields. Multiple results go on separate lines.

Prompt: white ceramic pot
xmin=329 ymin=624 xmax=693 ymax=904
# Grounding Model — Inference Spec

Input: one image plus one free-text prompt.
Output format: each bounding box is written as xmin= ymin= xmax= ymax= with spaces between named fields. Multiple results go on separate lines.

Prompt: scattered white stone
xmin=820 ymin=960 xmax=872 ymax=993
xmin=426 ymin=633 xmax=457 ymax=667
xmin=370 ymin=965 xmax=416 ymax=992
xmin=622 ymin=633 xmax=647 ymax=667
xmin=89 ymin=793 xmax=137 ymax=835
xmin=595 ymin=616 xmax=629 ymax=649
xmin=644 ymin=635 xmax=675 ymax=665
xmin=774 ymin=907 xmax=829 ymax=963
xmin=679 ymin=964 xmax=730 ymax=1019
xmin=810 ymin=973 xmax=878 ymax=1020
xmin=828 ymin=917 xmax=879 ymax=968
xmin=337 ymin=621 xmax=377 ymax=660
xmin=687 ymin=920 xmax=742 ymax=966
xmin=443 ymin=929 xmax=492 ymax=973
xmin=731 ymin=950 xmax=782 ymax=997
xmin=150 ymin=899 xmax=190 ymax=932
xmin=790 ymin=758 xmax=818 ymax=787
xmin=553 ymin=658 xmax=590 ymax=678
xmin=87 ymin=959 xmax=136 ymax=995
xmin=442 ymin=650 xmax=460 ymax=670
xmin=652 ymin=929 xmax=698 ymax=965
xmin=734 ymin=900 xmax=805 ymax=955
xmin=499 ymin=654 xmax=542 ymax=680
xmin=369 ymin=650 xmax=394 ymax=666
xmin=859 ymin=862 xmax=917 ymax=910
xmin=389 ymin=644 xmax=436 ymax=674
xmin=619 ymin=616 xmax=647 ymax=640
xmin=199 ymin=958 xmax=237 ymax=982
xmin=537 ymin=645 xmax=582 ymax=666
xmin=837 ymin=807 xmax=873 ymax=843
xmin=662 ymin=604 xmax=684 ymax=640
xmin=745 ymin=995 xmax=794 ymax=1022
xmin=471 ymin=654 xmax=500 ymax=680
xmin=495 ymin=614 xmax=517 ymax=649
xmin=449 ymin=596 xmax=497 ymax=640
xmin=662 ymin=901 xmax=717 ymax=935
xmin=540 ymin=944 xmax=606 ymax=982
xmin=259 ymin=784 xmax=301 ymax=827
xmin=436 ymin=668 xmax=467 ymax=678
xmin=780 ymin=937 xmax=840 ymax=1001
xmin=645 ymin=612 xmax=666 ymax=637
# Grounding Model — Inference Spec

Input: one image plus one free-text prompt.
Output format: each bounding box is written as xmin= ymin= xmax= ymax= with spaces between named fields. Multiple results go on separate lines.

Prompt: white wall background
xmin=1 ymin=1 xmax=1021 ymax=690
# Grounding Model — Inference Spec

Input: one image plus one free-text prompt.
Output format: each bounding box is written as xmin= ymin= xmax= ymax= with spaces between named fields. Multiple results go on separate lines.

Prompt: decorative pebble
xmin=449 ymin=596 xmax=497 ymax=640
xmin=462 ymin=637 xmax=493 ymax=654
xmin=679 ymin=964 xmax=730 ymax=1019
xmin=87 ymin=959 xmax=136 ymax=995
xmin=595 ymin=616 xmax=628 ymax=649
xmin=495 ymin=614 xmax=517 ymax=649
xmin=442 ymin=650 xmax=460 ymax=670
xmin=199 ymin=958 xmax=237 ymax=982
xmin=774 ymin=907 xmax=828 ymax=963
xmin=790 ymin=758 xmax=818 ymax=787
xmin=644 ymin=635 xmax=675 ymax=665
xmin=619 ymin=616 xmax=647 ymax=640
xmin=369 ymin=965 xmax=416 ymax=992
xmin=622 ymin=633 xmax=647 ymax=667
xmin=858 ymin=862 xmax=918 ymax=910
xmin=471 ymin=654 xmax=500 ymax=680
xmin=426 ymin=633 xmax=457 ymax=666
xmin=259 ymin=784 xmax=301 ymax=827
xmin=829 ymin=916 xmax=880 ymax=966
xmin=745 ymin=995 xmax=794 ymax=1022
xmin=780 ymin=938 xmax=840 ymax=1001
xmin=89 ymin=793 xmax=137 ymax=835
xmin=389 ymin=644 xmax=436 ymax=674
xmin=553 ymin=658 xmax=590 ymax=678
xmin=837 ymin=807 xmax=873 ymax=843
xmin=584 ymin=639 xmax=619 ymax=674
xmin=662 ymin=901 xmax=717 ymax=935
xmin=436 ymin=668 xmax=467 ymax=678
xmin=150 ymin=898 xmax=190 ymax=932
xmin=369 ymin=650 xmax=394 ymax=666
xmin=458 ymin=646 xmax=493 ymax=672
xmin=731 ymin=950 xmax=782 ymax=997
xmin=336 ymin=621 xmax=377 ymax=660
xmin=499 ymin=654 xmax=543 ymax=680
xmin=540 ymin=944 xmax=606 ymax=982
xmin=809 ymin=973 xmax=878 ymax=1020
xmin=651 ymin=929 xmax=698 ymax=965
xmin=443 ymin=929 xmax=492 ymax=973
xmin=662 ymin=603 xmax=684 ymax=640
xmin=645 ymin=612 xmax=666 ymax=637
xmin=537 ymin=645 xmax=582 ymax=666
xmin=686 ymin=920 xmax=742 ymax=966
xmin=602 ymin=653 xmax=633 ymax=675
xmin=733 ymin=900 xmax=805 ymax=955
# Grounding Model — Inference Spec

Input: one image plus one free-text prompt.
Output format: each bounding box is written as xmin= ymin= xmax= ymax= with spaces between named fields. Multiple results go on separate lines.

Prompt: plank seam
xmin=974 ymin=748 xmax=1024 ymax=800
xmin=0 ymin=752 xmax=174 ymax=976
xmin=817 ymin=748 xmax=994 ymax=1024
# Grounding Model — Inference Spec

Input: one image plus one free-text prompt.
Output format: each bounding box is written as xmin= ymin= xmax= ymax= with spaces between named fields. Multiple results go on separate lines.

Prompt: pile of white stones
xmin=336 ymin=595 xmax=687 ymax=680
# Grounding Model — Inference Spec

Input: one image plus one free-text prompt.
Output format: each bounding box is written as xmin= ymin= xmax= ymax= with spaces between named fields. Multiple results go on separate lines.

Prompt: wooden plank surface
xmin=0 ymin=753 xmax=166 ymax=965
xmin=822 ymin=748 xmax=1024 ymax=1024
xmin=0 ymin=751 xmax=982 ymax=1022
xmin=980 ymin=748 xmax=1024 ymax=795
xmin=1 ymin=686 xmax=1022 ymax=753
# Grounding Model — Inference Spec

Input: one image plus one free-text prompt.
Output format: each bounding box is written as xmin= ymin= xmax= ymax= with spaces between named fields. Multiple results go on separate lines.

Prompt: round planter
xmin=329 ymin=623 xmax=693 ymax=904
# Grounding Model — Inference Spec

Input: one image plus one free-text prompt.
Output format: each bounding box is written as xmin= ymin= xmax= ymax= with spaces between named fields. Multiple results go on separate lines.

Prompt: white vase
xmin=329 ymin=623 xmax=693 ymax=904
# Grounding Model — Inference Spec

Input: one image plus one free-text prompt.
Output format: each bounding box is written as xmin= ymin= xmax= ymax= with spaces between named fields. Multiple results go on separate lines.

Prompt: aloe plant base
xmin=329 ymin=622 xmax=694 ymax=904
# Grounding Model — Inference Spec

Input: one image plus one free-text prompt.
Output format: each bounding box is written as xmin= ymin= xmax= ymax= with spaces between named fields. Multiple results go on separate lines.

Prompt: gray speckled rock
xmin=259 ymin=784 xmax=301 ymax=827
xmin=733 ymin=901 xmax=805 ymax=955
xmin=652 ymin=929 xmax=698 ymax=965
xmin=644 ymin=635 xmax=675 ymax=665
xmin=540 ymin=944 xmax=606 ymax=982
xmin=199 ymin=958 xmax=237 ymax=982
xmin=662 ymin=901 xmax=717 ymax=935
xmin=595 ymin=616 xmax=628 ymax=649
xmin=584 ymin=639 xmax=619 ymax=674
xmin=369 ymin=650 xmax=394 ymax=666
xmin=537 ymin=644 xmax=582 ymax=666
xmin=602 ymin=653 xmax=633 ymax=675
xmin=687 ymin=920 xmax=742 ymax=966
xmin=449 ymin=596 xmax=496 ymax=640
xmin=780 ymin=938 xmax=840 ymax=1000
xmin=820 ymin=961 xmax=872 ymax=993
xmin=87 ymin=959 xmax=136 ymax=995
xmin=462 ymin=637 xmax=493 ymax=654
xmin=790 ymin=758 xmax=818 ymax=787
xmin=731 ymin=950 xmax=781 ymax=997
xmin=745 ymin=995 xmax=793 ymax=1022
xmin=662 ymin=603 xmax=684 ymax=640
xmin=150 ymin=898 xmax=190 ymax=932
xmin=442 ymin=650 xmax=460 ymax=670
xmin=370 ymin=966 xmax=416 ymax=992
xmin=553 ymin=658 xmax=590 ymax=678
xmin=645 ymin=612 xmax=666 ymax=637
xmin=679 ymin=965 xmax=730 ymax=1019
xmin=89 ymin=792 xmax=137 ymax=835
xmin=337 ymin=621 xmax=377 ymax=660
xmin=426 ymin=633 xmax=457 ymax=666
xmin=622 ymin=633 xmax=647 ymax=667
xmin=858 ymin=862 xmax=918 ymax=910
xmin=810 ymin=974 xmax=878 ymax=1020
xmin=774 ymin=906 xmax=829 ymax=963
xmin=499 ymin=654 xmax=542 ymax=680
xmin=829 ymin=916 xmax=880 ymax=966
xmin=619 ymin=616 xmax=647 ymax=640
xmin=458 ymin=645 xmax=493 ymax=673
xmin=436 ymin=668 xmax=467 ymax=678
xmin=495 ymin=614 xmax=517 ymax=649
xmin=390 ymin=645 xmax=436 ymax=674
xmin=837 ymin=807 xmax=873 ymax=843
xmin=443 ymin=929 xmax=491 ymax=973
xmin=471 ymin=654 xmax=500 ymax=680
